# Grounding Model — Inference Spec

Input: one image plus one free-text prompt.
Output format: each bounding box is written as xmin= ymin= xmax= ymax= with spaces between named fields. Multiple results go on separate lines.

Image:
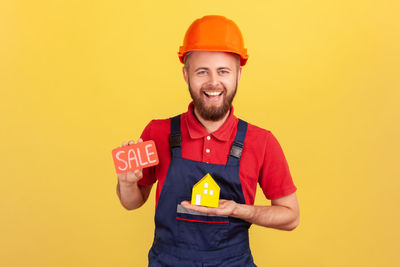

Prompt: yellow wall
xmin=1 ymin=0 xmax=399 ymax=266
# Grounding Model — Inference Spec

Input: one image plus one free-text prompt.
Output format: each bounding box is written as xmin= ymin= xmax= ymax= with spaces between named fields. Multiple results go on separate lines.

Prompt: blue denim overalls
xmin=148 ymin=115 xmax=257 ymax=267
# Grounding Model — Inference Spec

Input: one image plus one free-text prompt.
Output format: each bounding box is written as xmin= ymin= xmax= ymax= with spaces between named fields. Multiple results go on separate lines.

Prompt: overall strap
xmin=226 ymin=119 xmax=248 ymax=166
xmin=170 ymin=115 xmax=182 ymax=157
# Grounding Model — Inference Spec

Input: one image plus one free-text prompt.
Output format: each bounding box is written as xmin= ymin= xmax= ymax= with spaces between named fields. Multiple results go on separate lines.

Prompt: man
xmin=116 ymin=15 xmax=299 ymax=266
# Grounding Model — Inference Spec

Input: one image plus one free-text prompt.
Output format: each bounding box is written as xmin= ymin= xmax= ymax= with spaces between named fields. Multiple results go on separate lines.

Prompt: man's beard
xmin=188 ymin=79 xmax=237 ymax=121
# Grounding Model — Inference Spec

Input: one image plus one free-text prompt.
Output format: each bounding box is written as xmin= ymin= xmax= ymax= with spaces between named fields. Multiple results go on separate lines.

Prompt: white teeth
xmin=204 ymin=91 xmax=222 ymax=96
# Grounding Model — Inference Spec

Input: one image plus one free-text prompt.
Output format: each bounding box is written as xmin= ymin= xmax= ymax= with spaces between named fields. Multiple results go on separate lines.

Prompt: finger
xmin=181 ymin=201 xmax=196 ymax=210
xmin=196 ymin=206 xmax=214 ymax=214
xmin=138 ymin=138 xmax=143 ymax=143
xmin=128 ymin=140 xmax=134 ymax=145
xmin=181 ymin=201 xmax=209 ymax=212
xmin=181 ymin=201 xmax=190 ymax=206
xmin=122 ymin=141 xmax=128 ymax=147
xmin=126 ymin=170 xmax=138 ymax=180
xmin=134 ymin=169 xmax=143 ymax=179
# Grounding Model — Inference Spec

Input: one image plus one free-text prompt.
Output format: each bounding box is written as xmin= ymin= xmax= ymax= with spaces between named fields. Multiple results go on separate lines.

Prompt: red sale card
xmin=112 ymin=140 xmax=159 ymax=174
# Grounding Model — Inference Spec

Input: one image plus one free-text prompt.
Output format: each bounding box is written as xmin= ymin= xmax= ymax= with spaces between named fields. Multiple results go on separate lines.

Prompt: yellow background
xmin=1 ymin=0 xmax=399 ymax=266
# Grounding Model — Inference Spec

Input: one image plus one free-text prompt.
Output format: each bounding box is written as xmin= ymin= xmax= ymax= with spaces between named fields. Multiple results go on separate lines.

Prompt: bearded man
xmin=116 ymin=15 xmax=299 ymax=267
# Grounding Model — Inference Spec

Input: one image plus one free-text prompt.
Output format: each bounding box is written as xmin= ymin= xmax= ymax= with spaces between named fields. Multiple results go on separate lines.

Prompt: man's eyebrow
xmin=217 ymin=67 xmax=232 ymax=71
xmin=194 ymin=67 xmax=233 ymax=71
xmin=194 ymin=67 xmax=209 ymax=72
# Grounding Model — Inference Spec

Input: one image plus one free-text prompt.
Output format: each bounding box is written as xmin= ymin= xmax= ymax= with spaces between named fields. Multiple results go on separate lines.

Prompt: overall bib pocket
xmin=176 ymin=203 xmax=230 ymax=249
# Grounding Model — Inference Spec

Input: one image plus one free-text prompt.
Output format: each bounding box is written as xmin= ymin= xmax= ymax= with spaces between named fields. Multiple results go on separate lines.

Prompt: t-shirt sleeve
xmin=137 ymin=120 xmax=157 ymax=186
xmin=259 ymin=132 xmax=297 ymax=200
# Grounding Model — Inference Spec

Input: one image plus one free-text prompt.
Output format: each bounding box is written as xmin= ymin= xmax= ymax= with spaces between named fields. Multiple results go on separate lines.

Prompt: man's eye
xmin=219 ymin=70 xmax=229 ymax=74
xmin=197 ymin=71 xmax=207 ymax=75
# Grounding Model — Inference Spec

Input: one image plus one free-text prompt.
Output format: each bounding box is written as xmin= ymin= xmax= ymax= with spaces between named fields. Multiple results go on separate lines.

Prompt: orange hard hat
xmin=178 ymin=15 xmax=248 ymax=66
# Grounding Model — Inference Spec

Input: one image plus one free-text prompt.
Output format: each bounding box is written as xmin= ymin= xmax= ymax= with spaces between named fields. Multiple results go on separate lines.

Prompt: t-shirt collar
xmin=184 ymin=102 xmax=237 ymax=141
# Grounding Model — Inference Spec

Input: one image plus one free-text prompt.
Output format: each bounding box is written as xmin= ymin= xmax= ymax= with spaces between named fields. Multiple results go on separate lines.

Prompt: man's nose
xmin=206 ymin=72 xmax=220 ymax=88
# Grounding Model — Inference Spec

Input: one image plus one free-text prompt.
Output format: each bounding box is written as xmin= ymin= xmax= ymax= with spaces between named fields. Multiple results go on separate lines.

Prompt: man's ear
xmin=182 ymin=66 xmax=189 ymax=84
xmin=237 ymin=66 xmax=242 ymax=83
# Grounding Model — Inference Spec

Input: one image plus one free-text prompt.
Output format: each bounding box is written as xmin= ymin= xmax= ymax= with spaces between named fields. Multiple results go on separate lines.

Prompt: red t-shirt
xmin=138 ymin=102 xmax=297 ymax=207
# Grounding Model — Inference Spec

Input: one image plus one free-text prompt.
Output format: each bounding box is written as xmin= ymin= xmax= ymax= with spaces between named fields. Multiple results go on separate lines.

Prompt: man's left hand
xmin=180 ymin=192 xmax=300 ymax=231
xmin=181 ymin=199 xmax=237 ymax=217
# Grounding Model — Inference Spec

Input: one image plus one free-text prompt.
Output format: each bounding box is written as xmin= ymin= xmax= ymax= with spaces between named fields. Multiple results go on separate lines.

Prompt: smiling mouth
xmin=203 ymin=91 xmax=223 ymax=97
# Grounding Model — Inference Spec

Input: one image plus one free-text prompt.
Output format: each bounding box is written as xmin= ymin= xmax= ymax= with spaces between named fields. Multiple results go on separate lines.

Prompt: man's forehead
xmin=187 ymin=51 xmax=239 ymax=66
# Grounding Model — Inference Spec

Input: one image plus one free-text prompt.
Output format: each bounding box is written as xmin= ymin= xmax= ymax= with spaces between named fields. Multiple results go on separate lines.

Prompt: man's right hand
xmin=117 ymin=138 xmax=144 ymax=186
xmin=116 ymin=138 xmax=153 ymax=210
